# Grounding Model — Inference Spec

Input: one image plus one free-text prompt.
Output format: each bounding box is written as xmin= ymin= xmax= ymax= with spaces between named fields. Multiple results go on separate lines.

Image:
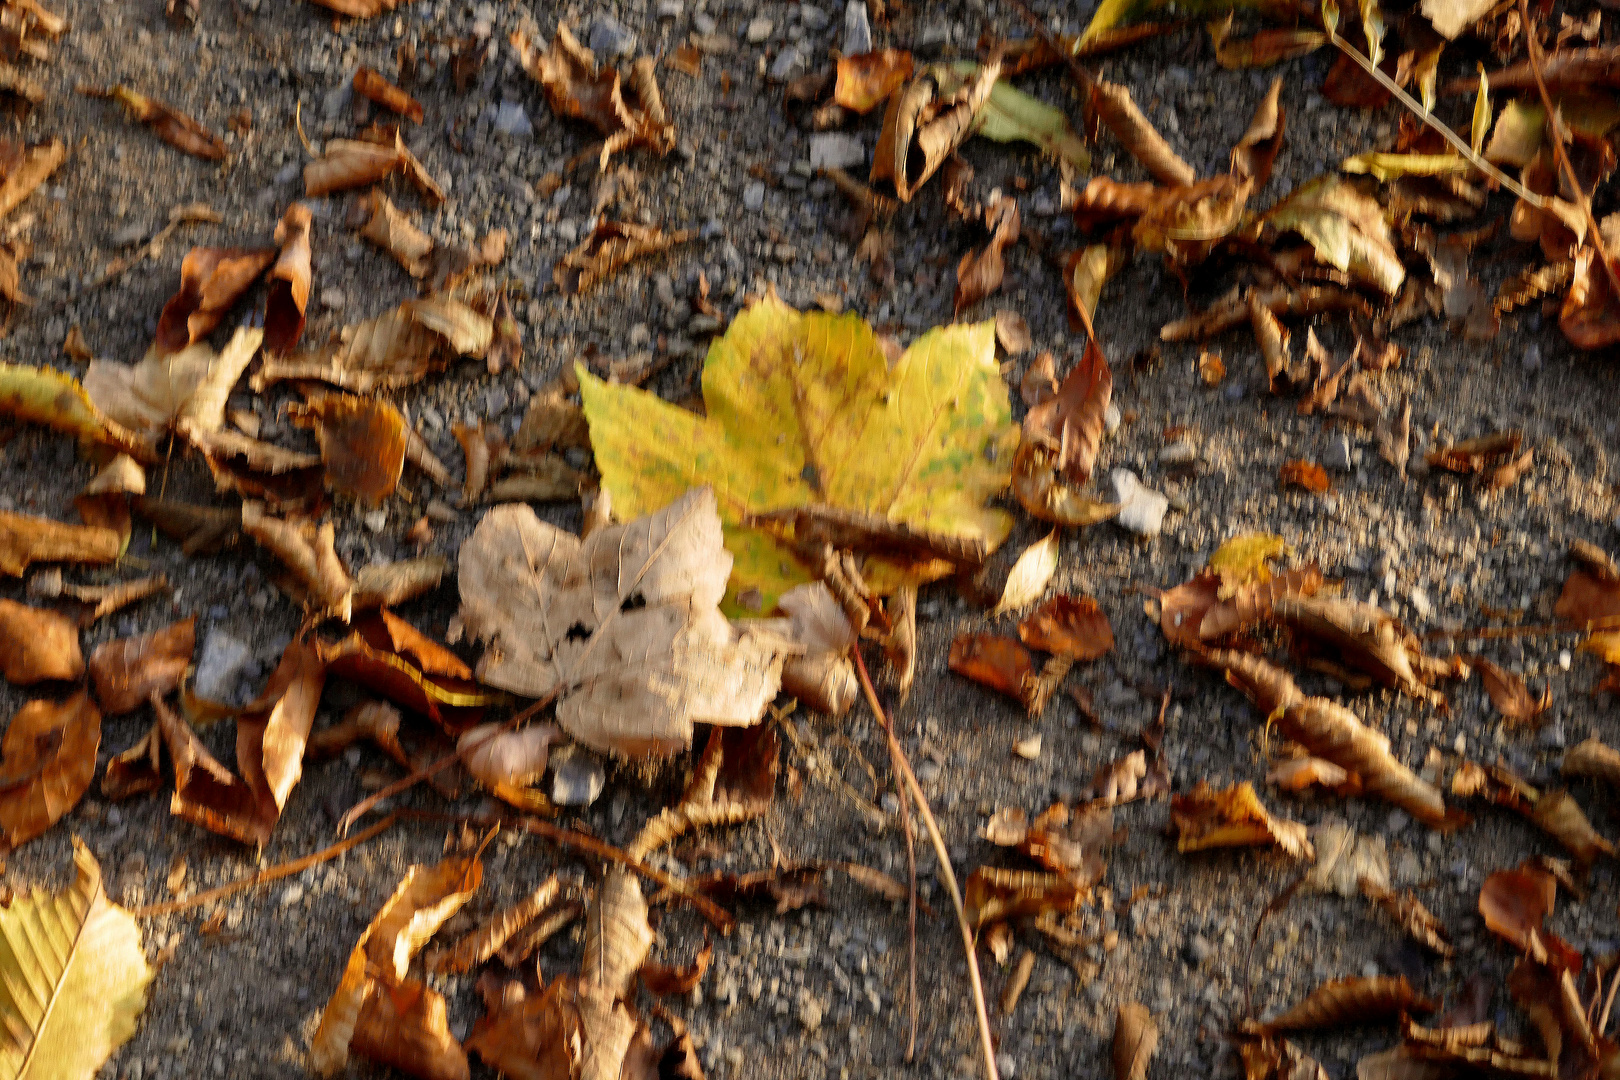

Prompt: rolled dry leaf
xmin=1112 ymin=1003 xmax=1158 ymax=1080
xmin=872 ymin=56 xmax=1001 ymax=202
xmin=155 ymin=246 xmax=277 ymax=354
xmin=1170 ymin=781 xmax=1311 ymax=859
xmin=351 ymin=556 xmax=449 ymax=610
xmin=1247 ymin=975 xmax=1436 ymax=1035
xmin=355 ymin=190 xmax=433 ymax=277
xmin=954 ymin=195 xmax=1020 ymax=313
xmin=0 ymin=138 xmax=64 ymax=221
xmin=305 ymin=133 xmax=444 ymax=202
xmin=641 ymin=938 xmax=714 ymax=996
xmin=1230 ymin=76 xmax=1286 ymax=187
xmin=264 ymin=203 xmax=313 ymax=355
xmin=1564 ymin=736 xmax=1620 ymax=789
xmin=0 ymin=597 xmax=83 ymax=684
xmin=94 ymin=86 xmax=226 ymax=160
xmin=87 ymin=616 xmax=195 ymax=716
xmin=432 ymin=875 xmax=564 ymax=974
xmin=241 ymin=502 xmax=353 ymax=621
xmin=1277 ymin=698 xmax=1453 ymax=827
xmin=353 ymin=65 xmax=423 ymax=122
xmin=1088 ymin=79 xmax=1195 ymax=188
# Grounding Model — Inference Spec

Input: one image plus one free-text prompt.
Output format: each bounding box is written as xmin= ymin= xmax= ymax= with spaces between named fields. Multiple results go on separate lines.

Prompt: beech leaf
xmin=85 ymin=326 xmax=263 ymax=436
xmin=1171 ymin=781 xmax=1312 ymax=859
xmin=1248 ymin=975 xmax=1436 ymax=1034
xmin=0 ymin=691 xmax=100 ymax=849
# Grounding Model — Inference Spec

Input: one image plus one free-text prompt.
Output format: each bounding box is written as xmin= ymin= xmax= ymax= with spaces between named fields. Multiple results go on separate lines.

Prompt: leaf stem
xmin=852 ymin=648 xmax=999 ymax=1080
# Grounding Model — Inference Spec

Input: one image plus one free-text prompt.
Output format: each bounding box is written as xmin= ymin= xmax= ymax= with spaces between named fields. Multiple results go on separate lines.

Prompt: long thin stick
xmin=1516 ymin=0 xmax=1620 ymax=303
xmin=867 ymin=687 xmax=921 ymax=1060
xmin=853 ymin=649 xmax=999 ymax=1080
xmin=134 ymin=813 xmax=400 ymax=918
xmin=336 ymin=691 xmax=558 ymax=835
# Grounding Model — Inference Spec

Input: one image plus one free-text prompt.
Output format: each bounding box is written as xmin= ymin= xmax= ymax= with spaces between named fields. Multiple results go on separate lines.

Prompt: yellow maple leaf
xmin=581 ymin=293 xmax=1020 ymax=613
xmin=1208 ymin=532 xmax=1288 ymax=598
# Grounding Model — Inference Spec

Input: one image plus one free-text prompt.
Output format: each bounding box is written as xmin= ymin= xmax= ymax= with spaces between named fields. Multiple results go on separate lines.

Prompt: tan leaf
xmin=1198 ymin=648 xmax=1305 ymax=717
xmin=1018 ymin=594 xmax=1114 ymax=661
xmin=964 ymin=866 xmax=1087 ymax=926
xmin=304 ymin=133 xmax=444 ymax=202
xmin=991 ymin=531 xmax=1059 ymax=616
xmin=458 ymin=488 xmax=789 ymax=757
xmin=1478 ymin=865 xmax=1556 ymax=951
xmin=1304 ymin=821 xmax=1389 ymax=896
xmin=255 ymin=294 xmax=493 ymax=392
xmin=0 ymin=597 xmax=82 ymax=683
xmin=1563 ymin=736 xmax=1620 ymax=789
xmin=132 ymin=496 xmax=242 ymax=555
xmin=54 ymin=572 xmax=169 ymax=626
xmin=1083 ymin=750 xmax=1171 ymax=808
xmin=265 ymin=203 xmax=313 ymax=355
xmin=949 ymin=632 xmax=1036 ymax=704
xmin=0 ymin=361 xmax=158 ymax=464
xmin=90 ymin=85 xmax=226 ymax=160
xmin=317 ymin=611 xmax=498 ymax=730
xmin=0 ymin=691 xmax=100 ymax=849
xmin=85 ymin=326 xmax=263 ymax=435
xmin=1427 ymin=430 xmax=1521 ymax=474
xmin=834 ymin=48 xmax=914 ymax=113
xmin=1268 ymin=756 xmax=1357 ymax=794
xmin=466 ymin=976 xmax=582 ymax=1080
xmin=102 ymin=721 xmax=162 ymax=801
xmin=287 ymin=392 xmax=408 ymax=506
xmin=355 ymin=190 xmax=433 ymax=277
xmin=307 ymin=0 xmax=409 ymax=14
xmin=87 ymin=616 xmax=195 ymax=716
xmin=1087 ymin=78 xmax=1195 ymax=187
xmin=1273 ymin=596 xmax=1452 ymax=705
xmin=311 ymin=852 xmax=483 ymax=1077
xmin=154 ymin=247 xmax=276 ymax=353
xmin=872 ymin=56 xmax=1001 ymax=201
xmin=511 ymin=24 xmax=676 ymax=170
xmin=1361 ymin=881 xmax=1454 ymax=957
xmin=241 ymin=502 xmax=354 ymax=620
xmin=353 ymin=65 xmax=423 ymax=122
xmin=1278 ymin=698 xmax=1455 ymax=826
xmin=432 ymin=875 xmax=565 ymax=975
xmin=1248 ymin=976 xmax=1436 ymax=1035
xmin=1171 ymin=781 xmax=1312 ymax=859
xmin=306 ymin=700 xmax=410 ymax=771
xmin=1473 ymin=656 xmax=1552 ymax=726
xmin=954 ymin=194 xmax=1020 ymax=313
xmin=350 ymin=978 xmax=469 ymax=1080
xmin=1199 ymin=566 xmax=1325 ymax=640
xmin=583 ymin=868 xmax=654 ymax=998
xmin=640 ymin=938 xmax=713 ymax=996
xmin=1024 ymin=336 xmax=1111 ymax=490
xmin=554 ymin=219 xmax=697 ymax=294
xmin=1113 ymin=1003 xmax=1159 ymax=1080
xmin=182 ymin=425 xmax=324 ymax=509
xmin=775 ymin=581 xmax=859 ymax=716
xmin=0 ymin=138 xmax=64 ymax=221
xmin=1240 ymin=1037 xmax=1330 ymax=1080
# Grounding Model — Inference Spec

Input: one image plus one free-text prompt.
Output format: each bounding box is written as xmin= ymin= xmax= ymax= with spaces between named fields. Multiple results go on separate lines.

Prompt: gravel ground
xmin=1 ymin=0 xmax=1617 ymax=1078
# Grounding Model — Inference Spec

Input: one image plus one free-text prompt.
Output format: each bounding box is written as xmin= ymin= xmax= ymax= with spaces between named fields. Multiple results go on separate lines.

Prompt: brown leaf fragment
xmin=131 ymin=497 xmax=241 ymax=556
xmin=1279 ymin=460 xmax=1329 ymax=493
xmin=511 ymin=24 xmax=675 ymax=170
xmin=1563 ymin=736 xmax=1620 ymax=789
xmin=306 ymin=700 xmax=410 ymax=771
xmin=352 ymin=556 xmax=449 ymax=611
xmin=355 ymin=190 xmax=433 ymax=278
xmin=1478 ymin=865 xmax=1555 ymax=951
xmin=1487 ymin=449 xmax=1533 ymax=492
xmin=640 ymin=938 xmax=713 ymax=996
xmin=835 ymin=49 xmax=914 ymax=113
xmin=307 ymin=0 xmax=412 ymax=14
xmin=466 ymin=976 xmax=581 ymax=1080
xmin=1087 ymin=79 xmax=1195 ymax=188
xmin=555 ymin=219 xmax=696 ymax=294
xmin=1267 ymin=756 xmax=1357 ymax=794
xmin=1248 ymin=976 xmax=1436 ymax=1035
xmin=433 ymin=875 xmax=564 ymax=974
xmin=1473 ymin=657 xmax=1551 ymax=726
xmin=87 ymin=85 xmax=226 ymax=160
xmin=964 ymin=866 xmax=1086 ymax=927
xmin=304 ymin=133 xmax=444 ymax=202
xmin=1082 ymin=750 xmax=1170 ymax=808
xmin=1023 ymin=335 xmax=1111 ymax=494
xmin=241 ymin=503 xmax=353 ymax=621
xmin=751 ymin=504 xmax=990 ymax=568
xmin=87 ymin=617 xmax=195 ymax=716
xmin=287 ymin=393 xmax=408 ymax=506
xmin=694 ymin=865 xmax=826 ymax=914
xmin=264 ymin=203 xmax=312 ymax=355
xmin=1198 ymin=350 xmax=1226 ymax=386
xmin=1248 ymin=291 xmax=1300 ymax=395
xmin=1171 ymin=781 xmax=1312 ymax=859
xmin=1018 ymin=595 xmax=1113 ymax=661
xmin=496 ymin=901 xmax=584 ymax=968
xmin=949 ymin=631 xmax=1036 ymax=703
xmin=1272 ymin=596 xmax=1451 ymax=705
xmin=1020 ymin=351 xmax=1058 ymax=408
xmin=0 ymin=691 xmax=100 ymax=850
xmin=955 ymin=195 xmax=1020 ymax=313
xmin=256 ymin=294 xmax=493 ymax=393
xmin=1230 ymin=77 xmax=1286 ymax=189
xmin=1361 ymin=881 xmax=1454 ymax=957
xmin=871 ymin=55 xmax=1001 ymax=202
xmin=59 ymin=573 xmax=170 ymax=626
xmin=1529 ymin=789 xmax=1614 ymax=865
xmin=350 ymin=979 xmax=469 ymax=1080
xmin=0 ymin=598 xmax=81 ymax=685
xmin=354 ymin=66 xmax=423 ymax=123
xmin=1375 ymin=396 xmax=1411 ymax=477
xmin=1496 ymin=259 xmax=1574 ymax=316
xmin=0 ymin=138 xmax=62 ymax=221
xmin=1199 ymin=567 xmax=1325 ymax=641
xmin=154 ymin=247 xmax=275 ymax=353
xmin=0 ymin=512 xmax=119 ymax=578
xmin=453 ymin=421 xmax=495 ymax=503
xmin=101 ymin=721 xmax=161 ymax=802
xmin=1165 ymin=283 xmax=1367 ymax=343
xmin=1277 ymin=698 xmax=1454 ymax=826
xmin=1199 ymin=648 xmax=1305 ymax=717
xmin=1113 ymin=1003 xmax=1159 ymax=1080
xmin=1426 ymin=429 xmax=1522 ymax=474
xmin=62 ymin=326 xmax=93 ymax=362
xmin=1241 ymin=1037 xmax=1330 ymax=1080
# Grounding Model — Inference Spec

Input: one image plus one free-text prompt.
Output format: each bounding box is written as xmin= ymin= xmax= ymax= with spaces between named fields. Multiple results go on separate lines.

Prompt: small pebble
xmin=1103 ymin=403 xmax=1121 ymax=434
xmin=743 ymin=181 xmax=765 ymax=212
xmin=1012 ymin=733 xmax=1041 ymax=760
xmin=842 ymin=1 xmax=872 ymax=55
xmin=1559 ymin=649 xmax=1572 ymax=670
xmin=363 ymin=509 xmax=387 ymax=533
xmin=746 ymin=16 xmax=774 ymax=42
xmin=320 ymin=287 xmax=346 ymax=312
xmin=1522 ymin=342 xmax=1543 ymax=371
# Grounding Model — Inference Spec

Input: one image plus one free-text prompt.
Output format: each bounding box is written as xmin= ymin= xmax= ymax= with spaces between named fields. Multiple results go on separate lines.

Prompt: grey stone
xmin=322 ymin=82 xmax=352 ymax=121
xmin=743 ymin=181 xmax=766 ymax=212
xmin=801 ymin=4 xmax=830 ymax=30
xmin=1540 ymin=721 xmax=1566 ymax=749
xmin=193 ymin=629 xmax=254 ymax=705
xmin=1103 ymin=402 xmax=1121 ymax=434
xmin=588 ymin=14 xmax=637 ymax=57
xmin=320 ymin=286 xmax=346 ymax=312
xmin=1325 ymin=433 xmax=1353 ymax=471
xmin=693 ymin=11 xmax=717 ymax=34
xmin=915 ymin=759 xmax=941 ymax=784
xmin=843 ymin=1 xmax=872 ymax=54
xmin=656 ymin=0 xmax=682 ymax=18
xmin=770 ymin=45 xmax=805 ymax=81
xmin=1113 ymin=469 xmax=1170 ymax=537
xmin=494 ymin=100 xmax=532 ymax=138
xmin=273 ymin=162 xmax=301 ymax=185
xmin=996 ymin=1053 xmax=1018 ymax=1079
xmin=1185 ymin=935 xmax=1213 ymax=964
xmin=1158 ymin=441 xmax=1197 ymax=466
xmin=550 ymin=745 xmax=606 ymax=806
xmin=1523 ymin=342 xmax=1543 ymax=371
xmin=809 ymin=132 xmax=864 ymax=171
xmin=914 ymin=21 xmax=950 ymax=54
xmin=746 ymin=16 xmax=774 ymax=42
xmin=112 ymin=222 xmax=149 ymax=247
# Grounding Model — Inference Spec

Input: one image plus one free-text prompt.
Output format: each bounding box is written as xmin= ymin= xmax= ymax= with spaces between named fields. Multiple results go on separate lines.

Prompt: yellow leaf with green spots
xmin=580 ymin=293 xmax=1020 ymax=614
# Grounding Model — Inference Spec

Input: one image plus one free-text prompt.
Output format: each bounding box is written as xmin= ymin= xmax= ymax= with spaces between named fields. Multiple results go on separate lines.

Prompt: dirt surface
xmin=2 ymin=0 xmax=1618 ymax=1078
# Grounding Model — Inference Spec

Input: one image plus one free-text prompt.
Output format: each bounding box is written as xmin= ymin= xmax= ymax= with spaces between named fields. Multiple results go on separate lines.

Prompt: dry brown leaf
xmin=353 ymin=65 xmax=423 ymax=123
xmin=834 ymin=49 xmax=914 ymax=113
xmin=0 ymin=138 xmax=63 ymax=221
xmin=640 ymin=938 xmax=713 ymax=996
xmin=1199 ymin=566 xmax=1325 ymax=640
xmin=184 ymin=426 xmax=325 ymax=509
xmin=1277 ymin=698 xmax=1454 ymax=827
xmin=1247 ymin=290 xmax=1303 ymax=394
xmin=307 ymin=0 xmax=410 ymax=15
xmin=1020 ymin=351 xmax=1058 ymax=407
xmin=955 ymin=194 xmax=1020 ymax=313
xmin=1562 ymin=244 xmax=1620 ymax=350
xmin=985 ymin=802 xmax=1112 ymax=886
xmin=694 ymin=864 xmax=825 ymax=914
xmin=964 ymin=866 xmax=1087 ymax=927
xmin=1426 ymin=430 xmax=1522 ymax=474
xmin=1230 ymin=76 xmax=1286 ymax=188
xmin=1199 ymin=648 xmax=1306 ymax=717
xmin=132 ymin=497 xmax=241 ymax=556
xmin=871 ymin=56 xmax=1001 ymax=202
xmin=1019 ymin=336 xmax=1111 ymax=517
xmin=355 ymin=190 xmax=434 ymax=278
xmin=53 ymin=572 xmax=169 ymax=626
xmin=154 ymin=247 xmax=276 ymax=353
xmin=1113 ymin=1003 xmax=1159 ymax=1080
xmin=287 ymin=393 xmax=408 ymax=507
xmin=1267 ymin=756 xmax=1357 ymax=794
xmin=1473 ymin=656 xmax=1551 ymax=727
xmin=466 ymin=976 xmax=582 ymax=1080
xmin=318 ymin=611 xmax=496 ymax=730
xmin=1198 ymin=350 xmax=1226 ymax=386
xmin=1279 ymin=459 xmax=1330 ymax=493
xmin=87 ymin=617 xmax=195 ymax=716
xmin=1563 ymin=736 xmax=1620 ymax=789
xmin=497 ymin=900 xmax=584 ymax=968
xmin=256 ymin=294 xmax=493 ymax=393
xmin=102 ymin=722 xmax=161 ymax=802
xmin=88 ymin=85 xmax=226 ymax=160
xmin=241 ymin=503 xmax=353 ymax=621
xmin=0 ymin=363 xmax=159 ymax=464
xmin=1273 ymin=596 xmax=1454 ymax=705
xmin=1131 ymin=175 xmax=1255 ymax=271
xmin=265 ymin=203 xmax=313 ymax=355
xmin=306 ymin=700 xmax=410 ymax=771
xmin=949 ymin=632 xmax=1038 ymax=706
xmin=555 ymin=219 xmax=696 ymax=294
xmin=1018 ymin=594 xmax=1114 ymax=661
xmin=1361 ymin=881 xmax=1454 ymax=957
xmin=311 ymin=852 xmax=482 ymax=1077
xmin=432 ymin=875 xmax=564 ymax=975
xmin=1451 ymin=760 xmax=1613 ymax=864
xmin=1376 ymin=396 xmax=1412 ymax=478
xmin=1478 ymin=865 xmax=1555 ymax=951
xmin=0 ymin=691 xmax=99 ymax=851
xmin=86 ymin=326 xmax=263 ymax=436
xmin=1082 ymin=750 xmax=1170 ymax=808
xmin=512 ymin=24 xmax=676 ymax=169
xmin=1249 ymin=976 xmax=1436 ymax=1035
xmin=773 ymin=581 xmax=858 ymax=716
xmin=1171 ymin=781 xmax=1311 ymax=859
xmin=0 ymin=597 xmax=82 ymax=684
xmin=583 ymin=867 xmax=654 ymax=1000
xmin=1087 ymin=78 xmax=1195 ymax=187
xmin=458 ymin=488 xmax=788 ymax=757
xmin=1240 ymin=1037 xmax=1330 ymax=1080
xmin=304 ymin=133 xmax=444 ymax=202
xmin=995 ymin=311 xmax=1031 ymax=358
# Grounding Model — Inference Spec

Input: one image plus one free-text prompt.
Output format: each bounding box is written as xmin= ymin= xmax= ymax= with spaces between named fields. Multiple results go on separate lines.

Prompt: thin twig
xmin=134 ymin=813 xmax=400 ymax=918
xmin=1601 ymin=959 xmax=1620 ymax=1037
xmin=1516 ymin=0 xmax=1620 ymax=302
xmin=336 ymin=691 xmax=558 ymax=835
xmin=1319 ymin=0 xmax=1547 ymax=207
xmin=853 ymin=649 xmax=999 ymax=1080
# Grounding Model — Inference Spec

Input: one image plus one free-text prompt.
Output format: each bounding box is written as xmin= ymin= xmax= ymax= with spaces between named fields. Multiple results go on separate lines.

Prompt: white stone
xmin=842 ymin=1 xmax=872 ymax=54
xmin=494 ymin=100 xmax=532 ymax=138
xmin=809 ymin=132 xmax=865 ymax=171
xmin=746 ymin=16 xmax=774 ymax=42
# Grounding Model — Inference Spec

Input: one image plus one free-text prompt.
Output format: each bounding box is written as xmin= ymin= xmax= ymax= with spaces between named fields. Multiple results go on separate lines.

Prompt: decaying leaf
xmin=1263 ymin=175 xmax=1406 ymax=295
xmin=1360 ymin=880 xmax=1454 ymax=957
xmin=0 ymin=362 xmax=158 ymax=464
xmin=1088 ymin=78 xmax=1195 ymax=187
xmin=582 ymin=294 xmax=1019 ymax=613
xmin=949 ymin=632 xmax=1045 ymax=710
xmin=132 ymin=497 xmax=242 ymax=555
xmin=1279 ymin=460 xmax=1330 ymax=493
xmin=1273 ymin=596 xmax=1459 ymax=705
xmin=1082 ymin=750 xmax=1170 ymax=807
xmin=458 ymin=723 xmax=561 ymax=792
xmin=512 ymin=24 xmax=676 ymax=169
xmin=1478 ymin=864 xmax=1556 ymax=951
xmin=354 ymin=65 xmax=424 ymax=123
xmin=982 ymin=802 xmax=1113 ymax=886
xmin=287 ymin=393 xmax=408 ymax=507
xmin=0 ymin=691 xmax=100 ymax=849
xmin=554 ymin=218 xmax=696 ymax=294
xmin=87 ymin=616 xmax=195 ymax=716
xmin=0 ymin=597 xmax=82 ymax=684
xmin=265 ymin=203 xmax=313 ymax=355
xmin=184 ymin=426 xmax=324 ymax=509
xmin=1014 ymin=338 xmax=1119 ymax=527
xmin=965 ymin=866 xmax=1087 ymax=926
xmin=311 ymin=852 xmax=482 ymax=1078
xmin=0 ymin=138 xmax=64 ymax=222
xmin=1277 ymin=698 xmax=1454 ymax=826
xmin=256 ymin=294 xmax=493 ymax=393
xmin=955 ymin=193 xmax=1020 ymax=312
xmin=1171 ymin=782 xmax=1312 ymax=859
xmin=319 ymin=610 xmax=497 ymax=730
xmin=87 ymin=85 xmax=227 ymax=160
xmin=241 ymin=503 xmax=353 ymax=620
xmin=355 ymin=190 xmax=434 ymax=278
xmin=1113 ymin=1003 xmax=1159 ymax=1080
xmin=459 ymin=488 xmax=789 ymax=757
xmin=1473 ymin=656 xmax=1552 ymax=727
xmin=871 ymin=55 xmax=1001 ymax=201
xmin=305 ymin=132 xmax=444 ymax=202
xmin=1452 ymin=759 xmax=1614 ymax=864
xmin=1427 ymin=430 xmax=1522 ymax=474
xmin=432 ymin=875 xmax=565 ymax=975
xmin=1563 ymin=736 xmax=1620 ymax=790
xmin=85 ymin=326 xmax=263 ymax=436
xmin=0 ymin=840 xmax=152 ymax=1077
xmin=770 ymin=581 xmax=859 ymax=716
xmin=1247 ymin=976 xmax=1436 ymax=1035
xmin=154 ymin=247 xmax=275 ymax=353
xmin=1018 ymin=595 xmax=1114 ymax=661
xmin=835 ymin=49 xmax=914 ymax=113
xmin=1268 ymin=756 xmax=1357 ymax=794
